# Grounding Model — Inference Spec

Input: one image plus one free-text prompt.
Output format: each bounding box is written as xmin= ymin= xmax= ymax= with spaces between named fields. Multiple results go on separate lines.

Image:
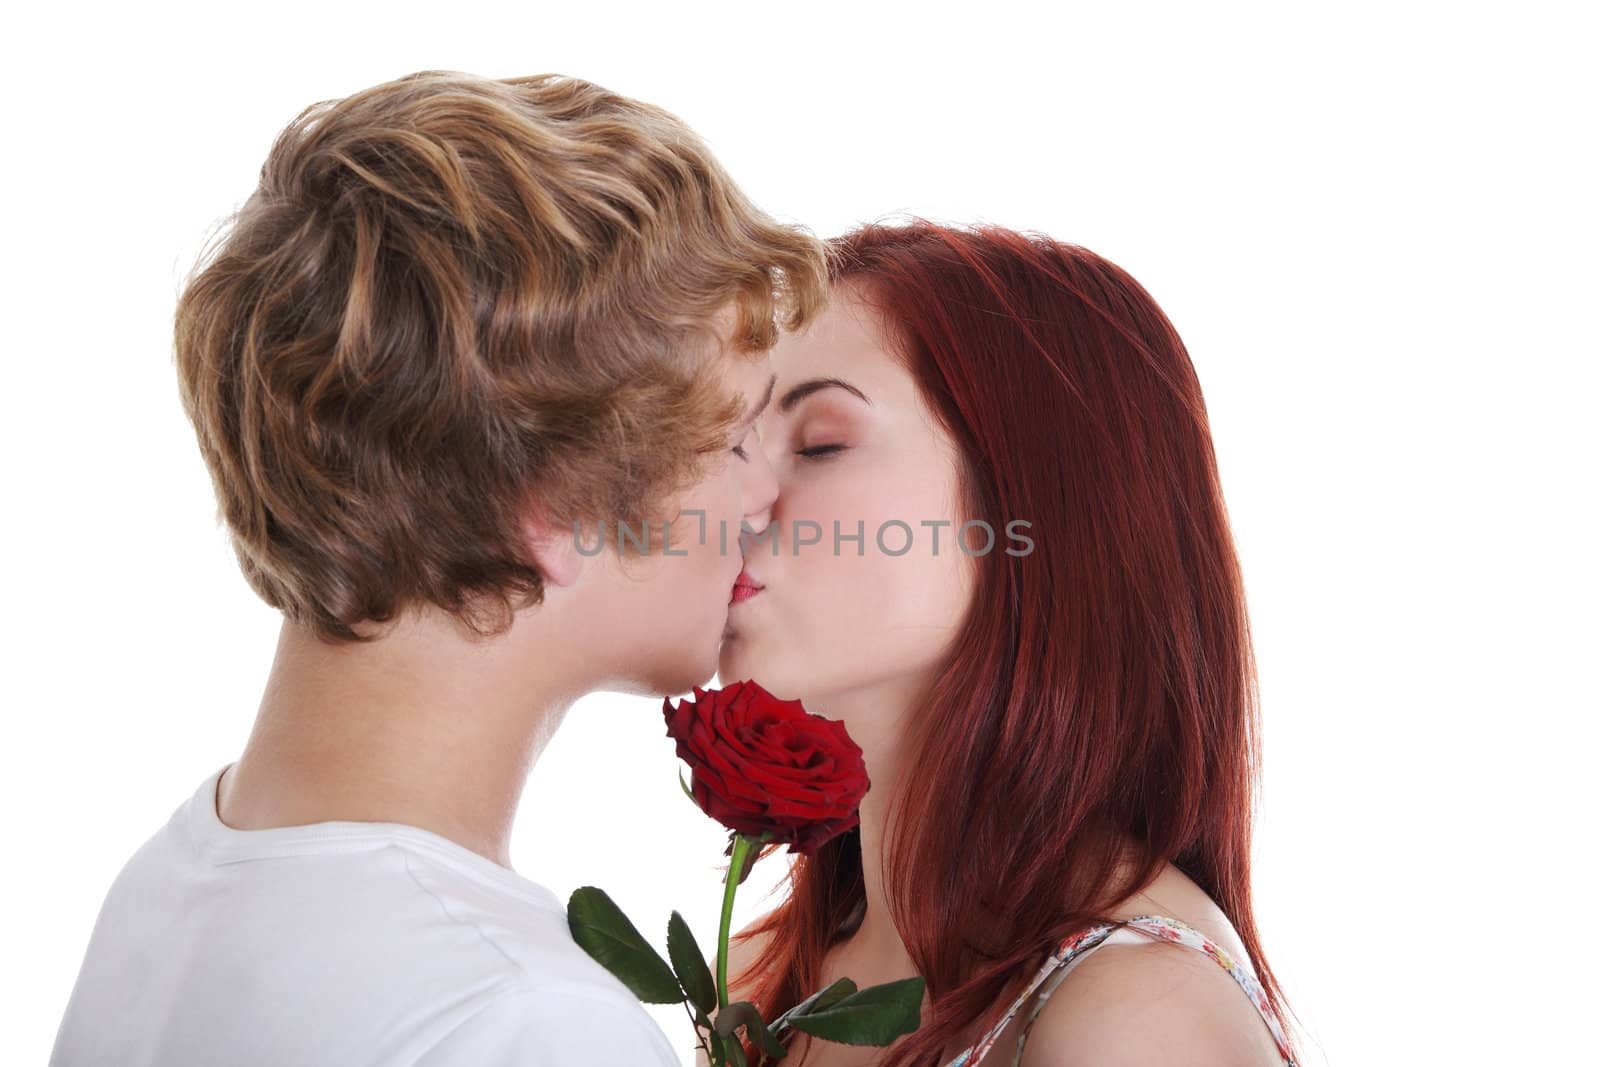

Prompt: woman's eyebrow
xmin=777 ymin=377 xmax=872 ymax=414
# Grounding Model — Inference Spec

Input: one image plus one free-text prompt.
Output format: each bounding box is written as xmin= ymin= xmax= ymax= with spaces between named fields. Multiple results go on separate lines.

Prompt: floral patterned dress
xmin=941 ymin=914 xmax=1298 ymax=1066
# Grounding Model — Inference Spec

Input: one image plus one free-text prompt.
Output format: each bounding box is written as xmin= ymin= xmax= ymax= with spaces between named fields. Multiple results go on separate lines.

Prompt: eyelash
xmin=731 ymin=441 xmax=845 ymax=462
xmin=731 ymin=426 xmax=759 ymax=461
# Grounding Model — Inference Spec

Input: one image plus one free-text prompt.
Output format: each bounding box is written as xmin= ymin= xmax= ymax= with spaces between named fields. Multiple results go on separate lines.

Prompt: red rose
xmin=662 ymin=680 xmax=869 ymax=856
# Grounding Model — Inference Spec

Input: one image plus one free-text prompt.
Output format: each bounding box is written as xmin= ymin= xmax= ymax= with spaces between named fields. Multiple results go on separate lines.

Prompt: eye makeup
xmin=767 ymin=377 xmax=870 ymax=464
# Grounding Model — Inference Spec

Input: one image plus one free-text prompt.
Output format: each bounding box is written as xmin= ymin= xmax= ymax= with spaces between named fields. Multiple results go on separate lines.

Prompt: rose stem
xmin=717 ymin=833 xmax=754 ymax=1011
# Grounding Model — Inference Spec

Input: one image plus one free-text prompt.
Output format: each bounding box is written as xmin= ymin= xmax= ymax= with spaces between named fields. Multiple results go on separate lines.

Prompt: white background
xmin=4 ymin=3 xmax=1593 ymax=1064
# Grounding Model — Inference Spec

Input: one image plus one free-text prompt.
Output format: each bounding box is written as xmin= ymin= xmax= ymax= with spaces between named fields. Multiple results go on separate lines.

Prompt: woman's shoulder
xmin=1016 ymin=935 xmax=1286 ymax=1066
xmin=723 ymin=918 xmax=774 ymax=1002
xmin=1108 ymin=860 xmax=1253 ymax=963
xmin=1016 ymin=863 xmax=1283 ymax=1066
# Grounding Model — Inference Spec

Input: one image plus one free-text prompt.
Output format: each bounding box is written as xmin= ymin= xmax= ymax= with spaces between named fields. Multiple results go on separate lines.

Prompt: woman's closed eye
xmin=796 ymin=444 xmax=845 ymax=460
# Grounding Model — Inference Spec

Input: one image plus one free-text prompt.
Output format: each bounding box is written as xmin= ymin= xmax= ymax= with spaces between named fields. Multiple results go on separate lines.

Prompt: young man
xmin=50 ymin=70 xmax=827 ymax=1066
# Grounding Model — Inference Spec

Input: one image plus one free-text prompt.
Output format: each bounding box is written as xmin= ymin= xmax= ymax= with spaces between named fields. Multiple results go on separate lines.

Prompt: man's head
xmin=175 ymin=70 xmax=827 ymax=689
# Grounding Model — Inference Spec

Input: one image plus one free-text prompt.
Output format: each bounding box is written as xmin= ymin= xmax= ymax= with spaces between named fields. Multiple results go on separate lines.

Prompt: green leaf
xmin=784 ymin=976 xmax=926 ymax=1046
xmin=566 ymin=886 xmax=683 ymax=1004
xmin=713 ymin=1000 xmax=788 ymax=1059
xmin=680 ymin=768 xmax=700 ymax=808
xmin=707 ymin=1028 xmax=725 ymax=1067
xmin=668 ymin=910 xmax=718 ymax=1016
xmin=768 ymin=977 xmax=857 ymax=1035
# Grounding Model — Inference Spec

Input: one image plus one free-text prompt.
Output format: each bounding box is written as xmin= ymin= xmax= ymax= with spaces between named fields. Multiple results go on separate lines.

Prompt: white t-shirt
xmin=50 ymin=762 xmax=684 ymax=1066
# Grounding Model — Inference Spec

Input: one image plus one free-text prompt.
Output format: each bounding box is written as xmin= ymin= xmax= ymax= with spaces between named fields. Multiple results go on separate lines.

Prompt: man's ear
xmin=522 ymin=509 xmax=585 ymax=589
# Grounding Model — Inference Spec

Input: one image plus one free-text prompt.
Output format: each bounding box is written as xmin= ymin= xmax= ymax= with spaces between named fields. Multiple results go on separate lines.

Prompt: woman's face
xmin=719 ymin=284 xmax=976 ymax=721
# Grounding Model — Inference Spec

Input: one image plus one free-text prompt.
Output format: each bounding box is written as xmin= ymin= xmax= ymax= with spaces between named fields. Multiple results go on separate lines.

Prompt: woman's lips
xmin=730 ymin=569 xmax=765 ymax=605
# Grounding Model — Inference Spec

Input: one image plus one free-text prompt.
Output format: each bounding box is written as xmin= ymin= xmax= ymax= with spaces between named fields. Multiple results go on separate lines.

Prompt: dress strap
xmin=942 ymin=915 xmax=1297 ymax=1067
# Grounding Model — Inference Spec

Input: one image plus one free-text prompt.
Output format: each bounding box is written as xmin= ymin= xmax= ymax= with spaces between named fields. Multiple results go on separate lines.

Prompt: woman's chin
xmin=718 ymin=645 xmax=775 ymax=690
xmin=716 ymin=650 xmax=752 ymax=687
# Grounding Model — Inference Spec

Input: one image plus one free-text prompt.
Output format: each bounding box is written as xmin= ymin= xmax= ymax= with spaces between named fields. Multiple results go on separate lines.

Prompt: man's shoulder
xmin=413 ymin=984 xmax=680 ymax=1066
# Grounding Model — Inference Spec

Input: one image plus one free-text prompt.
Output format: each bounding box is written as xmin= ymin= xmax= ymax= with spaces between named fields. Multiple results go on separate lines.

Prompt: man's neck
xmin=216 ymin=611 xmax=590 ymax=871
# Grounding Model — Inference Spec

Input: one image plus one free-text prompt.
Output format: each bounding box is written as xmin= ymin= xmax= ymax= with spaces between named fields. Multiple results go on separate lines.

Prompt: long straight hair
xmin=733 ymin=219 xmax=1300 ymax=1066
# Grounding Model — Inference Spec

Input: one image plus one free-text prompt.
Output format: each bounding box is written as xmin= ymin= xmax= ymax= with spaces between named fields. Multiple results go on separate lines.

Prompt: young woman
xmin=716 ymin=220 xmax=1302 ymax=1066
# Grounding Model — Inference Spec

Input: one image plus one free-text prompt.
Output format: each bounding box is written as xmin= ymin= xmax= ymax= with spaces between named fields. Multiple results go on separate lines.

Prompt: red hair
xmin=732 ymin=219 xmax=1300 ymax=1065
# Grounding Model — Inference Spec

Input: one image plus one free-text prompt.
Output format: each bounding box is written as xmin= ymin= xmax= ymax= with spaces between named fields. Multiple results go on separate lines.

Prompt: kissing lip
xmin=730 ymin=567 xmax=765 ymax=605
